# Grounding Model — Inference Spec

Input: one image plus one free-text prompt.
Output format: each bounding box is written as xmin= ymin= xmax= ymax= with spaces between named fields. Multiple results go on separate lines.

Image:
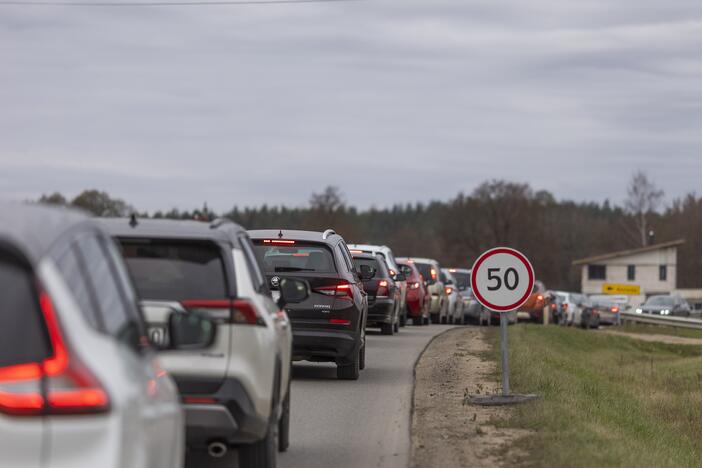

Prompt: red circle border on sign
xmin=470 ymin=247 xmax=535 ymax=312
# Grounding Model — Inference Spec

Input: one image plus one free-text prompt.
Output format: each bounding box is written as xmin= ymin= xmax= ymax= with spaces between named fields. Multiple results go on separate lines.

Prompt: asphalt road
xmin=280 ymin=324 xmax=455 ymax=468
xmin=186 ymin=324 xmax=455 ymax=468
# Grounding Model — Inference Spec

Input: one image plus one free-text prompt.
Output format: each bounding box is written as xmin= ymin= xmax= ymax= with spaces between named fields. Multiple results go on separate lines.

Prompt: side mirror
xmin=277 ymin=278 xmax=310 ymax=308
xmin=359 ymin=264 xmax=375 ymax=281
xmin=167 ymin=310 xmax=216 ymax=350
xmin=394 ymin=273 xmax=406 ymax=282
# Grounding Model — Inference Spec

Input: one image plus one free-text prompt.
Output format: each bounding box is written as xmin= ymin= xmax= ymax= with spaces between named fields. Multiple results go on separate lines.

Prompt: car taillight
xmin=445 ymin=287 xmax=453 ymax=295
xmin=329 ymin=318 xmax=351 ymax=325
xmin=430 ymin=268 xmax=437 ymax=280
xmin=537 ymin=295 xmax=543 ymax=301
xmin=315 ymin=282 xmax=353 ymax=300
xmin=377 ymin=280 xmax=389 ymax=297
xmin=551 ymin=303 xmax=557 ymax=310
xmin=182 ymin=299 xmax=265 ymax=326
xmin=262 ymin=239 xmax=295 ymax=245
xmin=409 ymin=282 xmax=420 ymax=290
xmin=0 ymin=292 xmax=110 ymax=417
xmin=611 ymin=306 xmax=620 ymax=313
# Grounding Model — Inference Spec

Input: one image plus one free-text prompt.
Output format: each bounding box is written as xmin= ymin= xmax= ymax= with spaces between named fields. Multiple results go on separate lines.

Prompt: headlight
xmin=662 ymin=309 xmax=670 ymax=315
xmin=636 ymin=308 xmax=643 ymax=314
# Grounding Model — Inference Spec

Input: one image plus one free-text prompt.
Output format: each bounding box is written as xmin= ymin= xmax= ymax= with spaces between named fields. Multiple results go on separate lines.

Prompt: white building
xmin=573 ymin=240 xmax=684 ymax=307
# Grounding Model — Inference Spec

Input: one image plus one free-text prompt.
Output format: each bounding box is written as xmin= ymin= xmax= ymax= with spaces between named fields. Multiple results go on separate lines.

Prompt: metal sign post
xmin=468 ymin=247 xmax=539 ymax=406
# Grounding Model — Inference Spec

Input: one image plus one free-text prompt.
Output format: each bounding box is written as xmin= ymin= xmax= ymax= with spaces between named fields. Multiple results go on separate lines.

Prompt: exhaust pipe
xmin=207 ymin=441 xmax=228 ymax=459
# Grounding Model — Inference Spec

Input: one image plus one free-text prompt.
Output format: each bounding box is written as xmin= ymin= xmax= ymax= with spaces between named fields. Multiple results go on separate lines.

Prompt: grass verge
xmin=617 ymin=322 xmax=702 ymax=340
xmin=486 ymin=324 xmax=702 ymax=468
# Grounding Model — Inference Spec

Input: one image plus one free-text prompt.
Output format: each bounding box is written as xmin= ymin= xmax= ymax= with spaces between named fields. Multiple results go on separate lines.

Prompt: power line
xmin=0 ymin=0 xmax=361 ymax=6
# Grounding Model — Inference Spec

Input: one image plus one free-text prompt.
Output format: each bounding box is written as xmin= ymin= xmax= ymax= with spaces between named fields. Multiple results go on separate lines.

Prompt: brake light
xmin=537 ymin=295 xmax=543 ymax=301
xmin=430 ymin=268 xmax=437 ymax=280
xmin=315 ymin=282 xmax=353 ymax=300
xmin=409 ymin=282 xmax=420 ymax=290
xmin=182 ymin=299 xmax=265 ymax=326
xmin=449 ymin=268 xmax=457 ymax=273
xmin=262 ymin=239 xmax=296 ymax=245
xmin=377 ymin=280 xmax=389 ymax=297
xmin=445 ymin=287 xmax=453 ymax=295
xmin=389 ymin=269 xmax=396 ymax=277
xmin=329 ymin=319 xmax=351 ymax=325
xmin=551 ymin=303 xmax=557 ymax=310
xmin=610 ymin=307 xmax=620 ymax=313
xmin=350 ymin=249 xmax=363 ymax=254
xmin=183 ymin=396 xmax=217 ymax=405
xmin=0 ymin=291 xmax=110 ymax=417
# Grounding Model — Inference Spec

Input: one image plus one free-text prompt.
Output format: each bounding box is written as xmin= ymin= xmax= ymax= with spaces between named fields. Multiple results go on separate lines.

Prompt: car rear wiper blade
xmin=274 ymin=267 xmax=315 ymax=272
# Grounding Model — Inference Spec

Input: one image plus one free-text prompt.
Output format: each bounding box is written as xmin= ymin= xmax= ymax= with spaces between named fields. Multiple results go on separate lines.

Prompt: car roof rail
xmin=210 ymin=218 xmax=228 ymax=229
xmin=322 ymin=229 xmax=336 ymax=240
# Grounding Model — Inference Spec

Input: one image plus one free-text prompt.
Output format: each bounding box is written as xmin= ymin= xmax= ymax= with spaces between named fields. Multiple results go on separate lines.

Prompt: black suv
xmin=249 ymin=229 xmax=370 ymax=380
xmin=351 ymin=252 xmax=402 ymax=336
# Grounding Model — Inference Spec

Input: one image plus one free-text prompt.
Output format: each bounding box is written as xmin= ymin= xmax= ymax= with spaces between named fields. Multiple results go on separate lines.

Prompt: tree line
xmin=37 ymin=173 xmax=702 ymax=291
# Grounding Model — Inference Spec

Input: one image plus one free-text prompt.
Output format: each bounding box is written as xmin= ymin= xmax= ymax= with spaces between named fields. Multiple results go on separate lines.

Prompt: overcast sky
xmin=2 ymin=0 xmax=702 ymax=213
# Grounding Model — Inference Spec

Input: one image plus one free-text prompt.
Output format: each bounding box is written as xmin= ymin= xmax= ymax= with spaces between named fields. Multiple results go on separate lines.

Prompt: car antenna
xmin=278 ymin=229 xmax=284 ymax=239
xmin=129 ymin=213 xmax=138 ymax=228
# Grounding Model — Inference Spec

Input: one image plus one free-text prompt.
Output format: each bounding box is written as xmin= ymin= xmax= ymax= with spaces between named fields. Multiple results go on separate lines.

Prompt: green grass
xmin=617 ymin=323 xmax=702 ymax=340
xmin=486 ymin=324 xmax=702 ymax=468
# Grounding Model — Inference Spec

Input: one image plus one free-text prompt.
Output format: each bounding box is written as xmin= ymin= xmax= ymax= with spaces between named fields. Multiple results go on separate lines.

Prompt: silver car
xmin=0 ymin=203 xmax=185 ymax=468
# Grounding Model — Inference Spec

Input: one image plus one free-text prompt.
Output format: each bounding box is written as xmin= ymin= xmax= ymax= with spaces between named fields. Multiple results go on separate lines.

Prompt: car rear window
xmin=119 ymin=239 xmax=227 ymax=301
xmin=646 ymin=296 xmax=675 ymax=306
xmin=0 ymin=254 xmax=50 ymax=368
xmin=352 ymin=257 xmax=383 ymax=278
xmin=453 ymin=272 xmax=470 ymax=290
xmin=414 ymin=262 xmax=432 ymax=281
xmin=252 ymin=241 xmax=337 ymax=273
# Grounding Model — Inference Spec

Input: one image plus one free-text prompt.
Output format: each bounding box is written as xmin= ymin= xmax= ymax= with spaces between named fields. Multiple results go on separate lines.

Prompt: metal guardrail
xmin=620 ymin=311 xmax=702 ymax=330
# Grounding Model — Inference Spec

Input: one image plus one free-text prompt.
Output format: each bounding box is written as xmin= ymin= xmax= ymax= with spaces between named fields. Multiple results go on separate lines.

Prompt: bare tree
xmin=625 ymin=171 xmax=664 ymax=246
xmin=309 ymin=186 xmax=345 ymax=213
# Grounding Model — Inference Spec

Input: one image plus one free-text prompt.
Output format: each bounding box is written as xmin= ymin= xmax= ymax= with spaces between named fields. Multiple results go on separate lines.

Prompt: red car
xmin=397 ymin=260 xmax=430 ymax=325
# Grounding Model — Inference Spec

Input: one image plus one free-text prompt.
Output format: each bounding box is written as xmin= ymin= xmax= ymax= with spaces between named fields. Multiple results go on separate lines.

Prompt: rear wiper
xmin=274 ymin=267 xmax=314 ymax=272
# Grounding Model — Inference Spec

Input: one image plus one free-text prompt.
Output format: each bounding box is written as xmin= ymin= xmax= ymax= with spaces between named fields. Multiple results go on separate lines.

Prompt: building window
xmin=627 ymin=265 xmax=636 ymax=281
xmin=588 ymin=264 xmax=606 ymax=280
xmin=659 ymin=265 xmax=668 ymax=281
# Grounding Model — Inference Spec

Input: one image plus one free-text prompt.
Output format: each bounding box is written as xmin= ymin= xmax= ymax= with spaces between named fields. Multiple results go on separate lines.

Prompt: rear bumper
xmin=183 ymin=378 xmax=267 ymax=448
xmin=405 ymin=296 xmax=424 ymax=317
xmin=428 ymin=295 xmax=442 ymax=314
xmin=367 ymin=300 xmax=395 ymax=324
xmin=292 ymin=328 xmax=360 ymax=364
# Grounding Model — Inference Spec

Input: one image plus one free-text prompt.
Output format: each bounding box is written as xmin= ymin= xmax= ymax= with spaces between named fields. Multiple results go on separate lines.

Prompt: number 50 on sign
xmin=471 ymin=248 xmax=535 ymax=312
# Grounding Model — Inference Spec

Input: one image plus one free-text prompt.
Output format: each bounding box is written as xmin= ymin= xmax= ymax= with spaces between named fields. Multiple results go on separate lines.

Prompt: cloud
xmin=1 ymin=0 xmax=701 ymax=212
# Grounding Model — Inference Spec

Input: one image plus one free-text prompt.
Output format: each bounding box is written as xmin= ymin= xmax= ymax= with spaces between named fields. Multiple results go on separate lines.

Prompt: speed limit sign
xmin=471 ymin=247 xmax=535 ymax=312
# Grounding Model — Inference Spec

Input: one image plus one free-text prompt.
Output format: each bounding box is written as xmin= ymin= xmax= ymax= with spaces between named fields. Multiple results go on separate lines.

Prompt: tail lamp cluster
xmin=0 ymin=292 xmax=110 ymax=417
xmin=181 ymin=299 xmax=266 ymax=327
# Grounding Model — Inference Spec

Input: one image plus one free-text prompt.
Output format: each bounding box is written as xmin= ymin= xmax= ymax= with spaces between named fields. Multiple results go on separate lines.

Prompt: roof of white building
xmin=572 ymin=239 xmax=685 ymax=266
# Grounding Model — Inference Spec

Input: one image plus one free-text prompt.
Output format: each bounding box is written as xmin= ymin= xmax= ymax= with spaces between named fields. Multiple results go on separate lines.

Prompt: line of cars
xmin=1 ymin=202 xmax=479 ymax=468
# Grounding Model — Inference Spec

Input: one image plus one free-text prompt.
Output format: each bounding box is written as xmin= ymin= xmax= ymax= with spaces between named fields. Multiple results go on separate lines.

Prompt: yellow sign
xmin=602 ymin=283 xmax=641 ymax=295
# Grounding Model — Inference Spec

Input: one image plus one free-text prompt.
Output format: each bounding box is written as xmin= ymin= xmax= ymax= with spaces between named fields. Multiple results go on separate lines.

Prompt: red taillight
xmin=377 ymin=280 xmax=389 ymax=297
xmin=611 ymin=307 xmax=620 ymax=313
xmin=350 ymin=249 xmax=363 ymax=254
xmin=409 ymin=282 xmax=420 ymax=290
xmin=430 ymin=268 xmax=437 ymax=280
xmin=445 ymin=287 xmax=454 ymax=295
xmin=262 ymin=239 xmax=295 ymax=245
xmin=182 ymin=299 xmax=265 ymax=326
xmin=537 ymin=295 xmax=544 ymax=302
xmin=0 ymin=292 xmax=110 ymax=416
xmin=551 ymin=303 xmax=557 ymax=310
xmin=183 ymin=396 xmax=217 ymax=405
xmin=315 ymin=282 xmax=353 ymax=300
xmin=329 ymin=319 xmax=351 ymax=325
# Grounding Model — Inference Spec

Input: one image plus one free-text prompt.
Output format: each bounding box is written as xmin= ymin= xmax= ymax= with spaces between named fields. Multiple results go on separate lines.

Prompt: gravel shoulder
xmin=411 ymin=326 xmax=531 ymax=468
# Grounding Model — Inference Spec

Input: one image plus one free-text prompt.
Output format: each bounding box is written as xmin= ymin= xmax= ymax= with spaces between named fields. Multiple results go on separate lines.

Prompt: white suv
xmin=1 ymin=203 xmax=184 ymax=468
xmin=347 ymin=244 xmax=408 ymax=326
xmin=104 ymin=217 xmax=307 ymax=468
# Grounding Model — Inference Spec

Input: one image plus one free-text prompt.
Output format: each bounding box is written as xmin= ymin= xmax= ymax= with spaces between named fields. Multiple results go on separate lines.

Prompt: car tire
xmin=423 ymin=315 xmax=430 ymax=326
xmin=278 ymin=383 xmax=290 ymax=453
xmin=239 ymin=404 xmax=278 ymax=468
xmin=359 ymin=341 xmax=366 ymax=370
xmin=380 ymin=322 xmax=394 ymax=335
xmin=337 ymin=350 xmax=361 ymax=380
xmin=430 ymin=313 xmax=439 ymax=324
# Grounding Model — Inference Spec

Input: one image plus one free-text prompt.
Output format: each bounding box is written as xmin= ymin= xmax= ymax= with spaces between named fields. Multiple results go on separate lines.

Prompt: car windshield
xmin=352 ymin=257 xmax=382 ymax=278
xmin=646 ymin=296 xmax=675 ymax=306
xmin=253 ymin=241 xmax=337 ymax=273
xmin=120 ymin=239 xmax=227 ymax=301
xmin=452 ymin=272 xmax=470 ymax=290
